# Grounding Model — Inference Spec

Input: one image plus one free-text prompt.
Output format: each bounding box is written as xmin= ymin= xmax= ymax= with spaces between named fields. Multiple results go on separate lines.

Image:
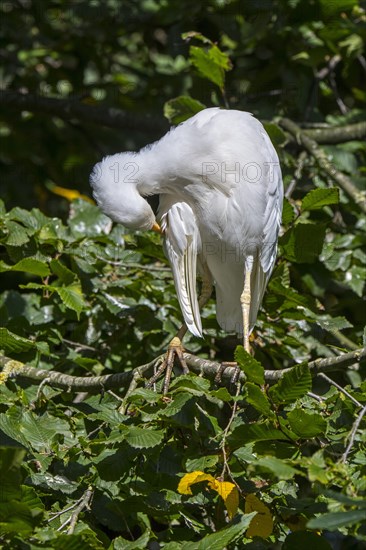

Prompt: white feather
xmin=90 ymin=108 xmax=283 ymax=336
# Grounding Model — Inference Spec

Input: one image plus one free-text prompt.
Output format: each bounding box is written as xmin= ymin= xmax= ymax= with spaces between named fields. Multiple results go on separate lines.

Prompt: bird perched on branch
xmin=90 ymin=108 xmax=283 ymax=388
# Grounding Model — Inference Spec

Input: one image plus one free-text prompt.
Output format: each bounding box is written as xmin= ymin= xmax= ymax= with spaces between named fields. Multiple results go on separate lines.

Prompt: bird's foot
xmin=214 ymin=361 xmax=240 ymax=386
xmin=145 ymin=337 xmax=189 ymax=395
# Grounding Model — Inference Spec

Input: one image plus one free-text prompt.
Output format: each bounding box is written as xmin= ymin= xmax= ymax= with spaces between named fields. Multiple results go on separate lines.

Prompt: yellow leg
xmin=240 ymin=257 xmax=253 ymax=353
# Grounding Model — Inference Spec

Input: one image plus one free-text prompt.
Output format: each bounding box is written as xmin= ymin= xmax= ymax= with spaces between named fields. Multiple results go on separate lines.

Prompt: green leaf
xmin=229 ymin=422 xmax=290 ymax=447
xmin=301 ymin=188 xmax=339 ymax=211
xmin=235 ymin=346 xmax=265 ymax=385
xmin=0 ymin=414 xmax=30 ymax=449
xmin=245 ymin=383 xmax=273 ymax=418
xmin=164 ymin=96 xmax=206 ymax=124
xmin=126 ymin=427 xmax=164 ymax=449
xmin=280 ymin=222 xmax=326 ymax=263
xmin=344 ymin=265 xmax=366 ymax=297
xmin=256 ymin=456 xmax=299 ymax=480
xmin=189 ymin=44 xmax=231 ymax=89
xmin=316 ymin=315 xmax=353 ymax=332
xmin=0 ymin=258 xmax=50 ymax=277
xmin=307 ymin=509 xmax=366 ymax=530
xmin=269 ymin=364 xmax=312 ymax=405
xmin=283 ymin=531 xmax=332 ymax=550
xmin=3 ymin=221 xmax=29 ymax=246
xmin=0 ymin=327 xmax=35 ymax=353
xmin=287 ymin=410 xmax=327 ymax=438
xmin=50 ymin=259 xmax=76 ymax=284
xmin=263 ymin=122 xmax=287 ymax=147
xmin=282 ymin=197 xmax=295 ymax=225
xmin=182 ymin=513 xmax=257 ymax=550
xmin=54 ymin=284 xmax=86 ymax=317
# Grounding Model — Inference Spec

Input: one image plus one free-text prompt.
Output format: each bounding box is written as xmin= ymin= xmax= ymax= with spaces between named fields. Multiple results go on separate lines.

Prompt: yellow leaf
xmin=245 ymin=494 xmax=273 ymax=538
xmin=49 ymin=184 xmax=94 ymax=203
xmin=284 ymin=514 xmax=307 ymax=532
xmin=211 ymin=480 xmax=239 ymax=519
xmin=177 ymin=471 xmax=216 ymax=495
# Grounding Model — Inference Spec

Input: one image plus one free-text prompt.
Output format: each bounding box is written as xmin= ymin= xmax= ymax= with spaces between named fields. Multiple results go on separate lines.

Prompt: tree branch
xmin=279 ymin=117 xmax=366 ymax=213
xmin=303 ymin=121 xmax=366 ymax=144
xmin=1 ymin=347 xmax=365 ymax=394
xmin=0 ymin=90 xmax=167 ymax=135
xmin=1 ymin=90 xmax=365 ymax=144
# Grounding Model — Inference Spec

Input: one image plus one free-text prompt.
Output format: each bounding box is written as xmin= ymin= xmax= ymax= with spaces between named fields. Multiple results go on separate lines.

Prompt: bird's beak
xmin=152 ymin=221 xmax=162 ymax=234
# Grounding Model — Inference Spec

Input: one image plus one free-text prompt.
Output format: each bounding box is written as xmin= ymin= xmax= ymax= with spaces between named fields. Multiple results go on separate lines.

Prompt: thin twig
xmin=307 ymin=391 xmax=324 ymax=403
xmin=285 ymin=151 xmax=307 ymax=198
xmin=341 ymin=404 xmax=366 ymax=463
xmin=63 ymin=339 xmax=99 ymax=352
xmin=220 ymin=382 xmax=241 ymax=480
xmin=318 ymin=372 xmax=362 ymax=408
xmin=48 ymin=498 xmax=84 ymax=522
xmin=67 ymin=487 xmax=94 ymax=535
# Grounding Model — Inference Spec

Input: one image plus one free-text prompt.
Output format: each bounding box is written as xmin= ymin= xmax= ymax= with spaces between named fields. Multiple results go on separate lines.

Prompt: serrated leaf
xmin=3 ymin=221 xmax=29 ymax=246
xmin=0 ymin=258 xmax=50 ymax=277
xmin=301 ymin=188 xmax=339 ymax=211
xmin=235 ymin=346 xmax=264 ymax=385
xmin=269 ymin=364 xmax=311 ymax=405
xmin=164 ymin=96 xmax=205 ymax=124
xmin=54 ymin=284 xmax=86 ymax=317
xmin=245 ymin=494 xmax=273 ymax=538
xmin=189 ymin=44 xmax=231 ymax=89
xmin=0 ymin=414 xmax=30 ymax=448
xmin=50 ymin=259 xmax=76 ymax=284
xmin=287 ymin=409 xmax=327 ymax=438
xmin=29 ymin=472 xmax=77 ymax=494
xmin=19 ymin=411 xmax=71 ymax=452
xmin=0 ymin=327 xmax=36 ymax=353
xmin=282 ymin=197 xmax=295 ymax=225
xmin=316 ymin=315 xmax=353 ymax=332
xmin=280 ymin=222 xmax=326 ymax=263
xmin=182 ymin=513 xmax=257 ymax=550
xmin=126 ymin=427 xmax=164 ymax=448
xmin=159 ymin=392 xmax=193 ymax=417
xmin=245 ymin=383 xmax=273 ymax=417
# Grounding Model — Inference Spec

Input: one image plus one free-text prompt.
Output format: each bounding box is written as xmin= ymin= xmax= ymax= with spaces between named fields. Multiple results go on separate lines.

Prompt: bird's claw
xmin=214 ymin=361 xmax=240 ymax=386
xmin=145 ymin=337 xmax=188 ymax=394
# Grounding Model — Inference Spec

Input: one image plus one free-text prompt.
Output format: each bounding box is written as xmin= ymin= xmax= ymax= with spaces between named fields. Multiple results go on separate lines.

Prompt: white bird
xmin=90 ymin=108 xmax=283 ymax=363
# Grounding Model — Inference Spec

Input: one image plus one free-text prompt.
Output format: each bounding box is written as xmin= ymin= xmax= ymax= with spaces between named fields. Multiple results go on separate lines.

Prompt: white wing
xmin=249 ymin=130 xmax=283 ymax=329
xmin=159 ymin=199 xmax=202 ymax=337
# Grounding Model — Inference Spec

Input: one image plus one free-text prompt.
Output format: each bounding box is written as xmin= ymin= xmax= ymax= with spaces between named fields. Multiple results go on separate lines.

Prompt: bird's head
xmin=90 ymin=153 xmax=158 ymax=231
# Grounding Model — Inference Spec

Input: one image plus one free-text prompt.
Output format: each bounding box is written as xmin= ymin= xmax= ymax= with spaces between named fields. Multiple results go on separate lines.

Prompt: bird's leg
xmin=240 ymin=256 xmax=254 ymax=354
xmin=146 ymin=270 xmax=213 ymax=394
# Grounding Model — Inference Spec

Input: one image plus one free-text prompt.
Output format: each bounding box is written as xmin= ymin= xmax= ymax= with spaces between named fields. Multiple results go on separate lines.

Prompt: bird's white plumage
xmin=90 ymin=108 xmax=283 ymax=337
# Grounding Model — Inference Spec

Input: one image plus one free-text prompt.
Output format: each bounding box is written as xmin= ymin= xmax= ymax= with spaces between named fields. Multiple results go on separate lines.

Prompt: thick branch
xmin=0 ymin=90 xmax=167 ymax=135
xmin=279 ymin=117 xmax=366 ymax=213
xmin=1 ymin=347 xmax=364 ymax=393
xmin=304 ymin=121 xmax=366 ymax=144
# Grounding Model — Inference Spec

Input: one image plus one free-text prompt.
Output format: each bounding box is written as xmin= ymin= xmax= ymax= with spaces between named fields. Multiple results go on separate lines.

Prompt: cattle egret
xmin=90 ymin=108 xmax=283 ymax=388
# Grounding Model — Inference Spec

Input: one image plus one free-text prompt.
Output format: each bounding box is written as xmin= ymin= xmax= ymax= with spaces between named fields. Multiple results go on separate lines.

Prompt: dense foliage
xmin=0 ymin=0 xmax=365 ymax=548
